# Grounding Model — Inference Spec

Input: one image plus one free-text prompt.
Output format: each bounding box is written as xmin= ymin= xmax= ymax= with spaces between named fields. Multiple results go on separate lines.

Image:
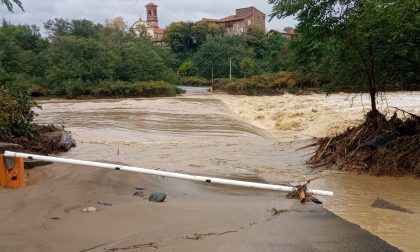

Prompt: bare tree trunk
xmin=366 ymin=47 xmax=378 ymax=114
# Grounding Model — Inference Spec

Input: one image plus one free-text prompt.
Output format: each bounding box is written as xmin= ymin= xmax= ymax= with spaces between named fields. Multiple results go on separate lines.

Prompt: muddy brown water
xmin=34 ymin=94 xmax=420 ymax=252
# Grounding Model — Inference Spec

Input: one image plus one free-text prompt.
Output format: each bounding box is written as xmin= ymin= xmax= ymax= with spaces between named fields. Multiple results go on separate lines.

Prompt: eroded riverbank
xmin=29 ymin=92 xmax=420 ymax=251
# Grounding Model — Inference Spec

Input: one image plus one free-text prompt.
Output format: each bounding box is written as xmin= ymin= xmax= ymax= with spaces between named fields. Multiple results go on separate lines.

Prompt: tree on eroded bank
xmin=269 ymin=0 xmax=419 ymax=113
xmin=268 ymin=0 xmax=420 ymax=176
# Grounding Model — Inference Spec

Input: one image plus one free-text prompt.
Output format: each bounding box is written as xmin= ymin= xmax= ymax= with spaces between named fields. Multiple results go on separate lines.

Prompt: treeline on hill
xmin=164 ymin=21 xmax=293 ymax=92
xmin=164 ymin=9 xmax=418 ymax=94
xmin=3 ymin=8 xmax=417 ymax=99
xmin=0 ymin=17 xmax=177 ymax=98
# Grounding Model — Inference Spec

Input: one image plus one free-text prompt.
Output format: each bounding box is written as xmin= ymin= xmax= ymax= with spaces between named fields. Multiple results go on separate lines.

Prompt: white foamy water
xmin=218 ymin=92 xmax=420 ymax=141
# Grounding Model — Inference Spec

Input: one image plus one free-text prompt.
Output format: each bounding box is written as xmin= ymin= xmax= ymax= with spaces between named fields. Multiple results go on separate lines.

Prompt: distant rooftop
xmin=145 ymin=2 xmax=157 ymax=7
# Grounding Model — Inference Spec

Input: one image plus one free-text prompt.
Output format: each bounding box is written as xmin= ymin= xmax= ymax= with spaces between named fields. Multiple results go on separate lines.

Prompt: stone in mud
xmin=82 ymin=207 xmax=97 ymax=213
xmin=133 ymin=191 xmax=144 ymax=197
xmin=372 ymin=198 xmax=414 ymax=214
xmin=149 ymin=192 xmax=166 ymax=202
xmin=58 ymin=131 xmax=76 ymax=151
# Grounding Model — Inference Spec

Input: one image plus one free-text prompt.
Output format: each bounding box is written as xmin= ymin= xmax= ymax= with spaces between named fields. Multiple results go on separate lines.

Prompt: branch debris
xmin=308 ymin=110 xmax=420 ymax=176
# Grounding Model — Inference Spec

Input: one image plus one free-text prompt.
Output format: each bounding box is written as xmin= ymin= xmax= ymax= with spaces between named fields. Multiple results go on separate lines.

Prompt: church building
xmin=132 ymin=2 xmax=165 ymax=45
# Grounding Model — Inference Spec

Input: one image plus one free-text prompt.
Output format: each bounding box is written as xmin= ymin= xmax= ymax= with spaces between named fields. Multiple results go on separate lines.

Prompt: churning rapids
xmin=34 ymin=91 xmax=420 ymax=252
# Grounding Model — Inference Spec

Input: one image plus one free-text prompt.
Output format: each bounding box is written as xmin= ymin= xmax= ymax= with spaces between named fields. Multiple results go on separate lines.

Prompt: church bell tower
xmin=146 ymin=2 xmax=158 ymax=28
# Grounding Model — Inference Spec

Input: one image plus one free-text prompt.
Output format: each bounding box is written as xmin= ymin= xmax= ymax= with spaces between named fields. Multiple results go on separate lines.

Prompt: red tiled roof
xmin=202 ymin=18 xmax=219 ymax=22
xmin=153 ymin=28 xmax=164 ymax=34
xmin=145 ymin=2 xmax=157 ymax=7
xmin=204 ymin=14 xmax=251 ymax=23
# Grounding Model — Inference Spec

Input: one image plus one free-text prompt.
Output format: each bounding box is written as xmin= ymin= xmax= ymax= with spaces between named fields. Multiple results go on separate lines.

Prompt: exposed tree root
xmin=308 ymin=110 xmax=420 ymax=176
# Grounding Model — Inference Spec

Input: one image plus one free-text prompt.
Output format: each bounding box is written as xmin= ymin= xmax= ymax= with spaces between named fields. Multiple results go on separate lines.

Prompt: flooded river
xmin=34 ymin=91 xmax=420 ymax=251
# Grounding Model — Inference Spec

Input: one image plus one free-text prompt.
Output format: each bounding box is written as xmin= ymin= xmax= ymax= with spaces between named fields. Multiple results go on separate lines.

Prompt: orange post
xmin=0 ymin=154 xmax=26 ymax=189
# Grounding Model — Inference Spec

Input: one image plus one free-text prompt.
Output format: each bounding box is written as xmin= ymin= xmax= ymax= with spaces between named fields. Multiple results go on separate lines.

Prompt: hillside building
xmin=202 ymin=7 xmax=266 ymax=35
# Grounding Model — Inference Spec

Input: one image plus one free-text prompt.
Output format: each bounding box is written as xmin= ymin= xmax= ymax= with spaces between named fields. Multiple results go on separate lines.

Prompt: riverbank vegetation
xmin=2 ymin=2 xmax=417 ymax=98
xmin=0 ymin=87 xmax=72 ymax=154
xmin=0 ymin=17 xmax=177 ymax=99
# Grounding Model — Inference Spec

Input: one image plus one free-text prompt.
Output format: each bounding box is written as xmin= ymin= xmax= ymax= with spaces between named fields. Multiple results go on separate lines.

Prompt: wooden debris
xmin=104 ymin=242 xmax=158 ymax=251
xmin=308 ymin=111 xmax=420 ymax=176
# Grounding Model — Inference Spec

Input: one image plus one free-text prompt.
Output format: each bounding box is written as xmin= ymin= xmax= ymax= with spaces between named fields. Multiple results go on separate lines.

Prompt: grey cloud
xmin=1 ymin=0 xmax=296 ymax=33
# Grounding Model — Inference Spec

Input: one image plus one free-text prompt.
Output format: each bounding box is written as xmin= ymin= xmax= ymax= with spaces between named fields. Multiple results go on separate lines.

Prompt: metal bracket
xmin=4 ymin=156 xmax=14 ymax=170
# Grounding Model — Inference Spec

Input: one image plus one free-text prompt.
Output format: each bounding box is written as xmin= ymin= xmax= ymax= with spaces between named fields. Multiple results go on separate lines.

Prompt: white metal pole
xmin=4 ymin=151 xmax=333 ymax=197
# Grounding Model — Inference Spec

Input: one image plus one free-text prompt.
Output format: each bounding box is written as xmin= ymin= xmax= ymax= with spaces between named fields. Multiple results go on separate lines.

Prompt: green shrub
xmin=0 ymin=87 xmax=38 ymax=141
xmin=226 ymin=71 xmax=301 ymax=95
xmin=212 ymin=78 xmax=232 ymax=91
xmin=63 ymin=79 xmax=91 ymax=98
xmin=179 ymin=60 xmax=198 ymax=77
xmin=129 ymin=81 xmax=176 ymax=97
xmin=240 ymin=58 xmax=256 ymax=78
xmin=28 ymin=84 xmax=47 ymax=97
xmin=178 ymin=76 xmax=211 ymax=86
xmin=92 ymin=80 xmax=176 ymax=98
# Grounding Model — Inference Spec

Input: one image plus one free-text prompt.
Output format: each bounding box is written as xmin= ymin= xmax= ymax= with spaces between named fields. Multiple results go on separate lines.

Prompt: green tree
xmin=71 ymin=19 xmax=102 ymax=39
xmin=179 ymin=60 xmax=197 ymax=77
xmin=264 ymin=32 xmax=289 ymax=72
xmin=194 ymin=36 xmax=251 ymax=79
xmin=0 ymin=23 xmax=48 ymax=80
xmin=151 ymin=43 xmax=178 ymax=70
xmin=115 ymin=39 xmax=174 ymax=82
xmin=164 ymin=21 xmax=225 ymax=61
xmin=44 ymin=18 xmax=102 ymax=40
xmin=1 ymin=0 xmax=23 ymax=12
xmin=99 ymin=25 xmax=126 ymax=51
xmin=207 ymin=23 xmax=225 ymax=38
xmin=244 ymin=25 xmax=267 ymax=59
xmin=164 ymin=22 xmax=194 ymax=54
xmin=240 ymin=58 xmax=255 ymax=78
xmin=44 ymin=18 xmax=72 ymax=39
xmin=190 ymin=21 xmax=211 ymax=49
xmin=45 ymin=36 xmax=114 ymax=85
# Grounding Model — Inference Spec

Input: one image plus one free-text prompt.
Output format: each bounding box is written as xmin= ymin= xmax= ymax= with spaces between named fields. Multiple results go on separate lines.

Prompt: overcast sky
xmin=0 ymin=0 xmax=297 ymax=34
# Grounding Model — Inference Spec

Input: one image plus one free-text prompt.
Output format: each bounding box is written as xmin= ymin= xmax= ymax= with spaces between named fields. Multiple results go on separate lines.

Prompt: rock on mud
xmin=149 ymin=192 xmax=166 ymax=202
xmin=372 ymin=198 xmax=414 ymax=214
xmin=82 ymin=207 xmax=97 ymax=213
xmin=58 ymin=131 xmax=77 ymax=151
